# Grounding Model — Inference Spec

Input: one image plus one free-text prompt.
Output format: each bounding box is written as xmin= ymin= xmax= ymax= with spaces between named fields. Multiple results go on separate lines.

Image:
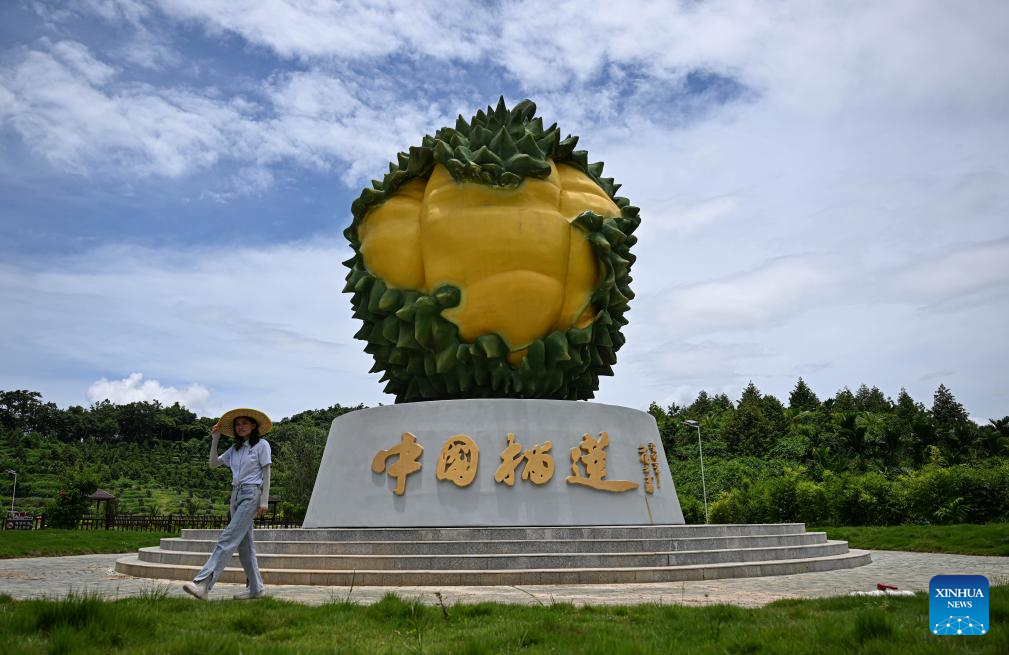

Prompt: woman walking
xmin=183 ymin=408 xmax=272 ymax=600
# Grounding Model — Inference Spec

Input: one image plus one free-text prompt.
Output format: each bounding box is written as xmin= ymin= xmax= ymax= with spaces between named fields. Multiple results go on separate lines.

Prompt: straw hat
xmin=214 ymin=408 xmax=273 ymax=437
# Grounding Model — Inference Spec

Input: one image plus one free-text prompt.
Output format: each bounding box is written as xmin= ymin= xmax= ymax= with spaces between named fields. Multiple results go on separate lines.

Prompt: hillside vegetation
xmin=1 ymin=380 xmax=1007 ymax=526
xmin=654 ymin=380 xmax=1009 ymax=524
xmin=0 ymin=391 xmax=357 ymax=519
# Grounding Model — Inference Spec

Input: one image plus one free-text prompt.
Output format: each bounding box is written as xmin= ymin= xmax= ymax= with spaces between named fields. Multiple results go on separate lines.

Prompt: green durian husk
xmin=342 ymin=98 xmax=639 ymax=403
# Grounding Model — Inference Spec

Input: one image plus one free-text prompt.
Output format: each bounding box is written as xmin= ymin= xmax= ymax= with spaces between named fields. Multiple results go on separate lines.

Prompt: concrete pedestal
xmin=303 ymin=399 xmax=685 ymax=528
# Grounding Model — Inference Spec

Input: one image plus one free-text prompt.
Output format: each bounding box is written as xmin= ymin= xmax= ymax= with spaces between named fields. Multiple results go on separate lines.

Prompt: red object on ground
xmin=877 ymin=582 xmax=899 ymax=591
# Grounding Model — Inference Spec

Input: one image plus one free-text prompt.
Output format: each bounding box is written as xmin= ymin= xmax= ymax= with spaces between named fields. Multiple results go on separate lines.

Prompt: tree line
xmin=6 ymin=380 xmax=1004 ymax=465
xmin=0 ymin=390 xmax=213 ymax=442
xmin=2 ymin=382 xmax=1006 ymax=526
xmin=0 ymin=389 xmax=362 ymax=519
xmin=649 ymin=379 xmax=1008 ymax=470
xmin=649 ymin=379 xmax=1009 ymax=525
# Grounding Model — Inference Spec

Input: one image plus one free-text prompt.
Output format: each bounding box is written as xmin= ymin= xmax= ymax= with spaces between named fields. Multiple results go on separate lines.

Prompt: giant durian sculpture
xmin=344 ymin=98 xmax=639 ymax=402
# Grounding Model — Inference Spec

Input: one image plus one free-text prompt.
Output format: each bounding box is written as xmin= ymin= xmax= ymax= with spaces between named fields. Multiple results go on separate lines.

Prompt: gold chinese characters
xmin=372 ymin=431 xmax=648 ymax=496
xmin=638 ymin=442 xmax=661 ymax=494
xmin=371 ymin=432 xmax=423 ymax=496
xmin=436 ymin=435 xmax=479 ymax=487
xmin=494 ymin=433 xmax=555 ymax=486
xmin=566 ymin=432 xmax=639 ymax=492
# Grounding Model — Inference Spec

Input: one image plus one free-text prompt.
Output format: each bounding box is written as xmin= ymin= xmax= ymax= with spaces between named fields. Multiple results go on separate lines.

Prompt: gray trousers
xmin=193 ymin=483 xmax=264 ymax=592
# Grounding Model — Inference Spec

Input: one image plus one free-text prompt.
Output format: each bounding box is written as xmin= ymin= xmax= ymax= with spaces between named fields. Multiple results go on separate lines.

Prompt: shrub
xmin=899 ymin=462 xmax=1009 ymax=524
xmin=668 ymin=456 xmax=788 ymax=506
xmin=708 ymin=485 xmax=751 ymax=524
xmin=708 ymin=468 xmax=816 ymax=524
xmin=281 ymin=502 xmax=307 ymax=523
xmin=794 ymin=478 xmax=829 ymax=525
xmin=44 ymin=468 xmax=98 ymax=529
xmin=678 ymin=496 xmax=706 ymax=524
xmin=768 ymin=434 xmax=812 ymax=461
xmin=823 ymin=471 xmax=897 ymax=526
xmin=698 ymin=461 xmax=1009 ymax=526
xmin=759 ymin=467 xmax=806 ymax=523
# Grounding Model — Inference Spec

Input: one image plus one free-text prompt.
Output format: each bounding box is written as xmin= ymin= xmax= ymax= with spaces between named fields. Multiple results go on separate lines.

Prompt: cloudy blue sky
xmin=2 ymin=1 xmax=1008 ymax=421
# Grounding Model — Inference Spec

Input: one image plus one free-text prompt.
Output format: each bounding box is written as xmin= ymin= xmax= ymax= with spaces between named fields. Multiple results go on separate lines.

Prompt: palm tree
xmin=976 ymin=418 xmax=1009 ymax=457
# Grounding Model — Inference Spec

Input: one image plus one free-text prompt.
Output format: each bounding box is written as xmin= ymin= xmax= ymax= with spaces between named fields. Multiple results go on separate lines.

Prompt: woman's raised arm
xmin=209 ymin=427 xmax=224 ymax=468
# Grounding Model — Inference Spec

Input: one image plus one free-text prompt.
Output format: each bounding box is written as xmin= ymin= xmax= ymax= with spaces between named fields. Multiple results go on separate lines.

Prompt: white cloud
xmin=146 ymin=0 xmax=495 ymax=61
xmin=655 ymin=255 xmax=846 ymax=335
xmin=886 ymin=238 xmax=1009 ymax=310
xmin=101 ymin=1 xmax=1009 ymax=120
xmin=0 ymin=42 xmax=245 ymax=177
xmin=259 ymin=70 xmax=455 ymax=184
xmin=499 ymin=1 xmax=1009 ymax=115
xmin=0 ymin=41 xmax=457 ymax=186
xmin=269 ymin=72 xmax=359 ymax=118
xmin=117 ymin=27 xmax=183 ymax=70
xmin=12 ymin=3 xmax=1007 ymax=195
xmin=48 ymin=39 xmax=116 ymax=84
xmin=87 ymin=372 xmax=210 ymax=411
xmin=650 ymin=195 xmax=740 ymax=237
xmin=202 ymin=165 xmax=274 ymax=202
xmin=76 ymin=0 xmax=153 ymax=24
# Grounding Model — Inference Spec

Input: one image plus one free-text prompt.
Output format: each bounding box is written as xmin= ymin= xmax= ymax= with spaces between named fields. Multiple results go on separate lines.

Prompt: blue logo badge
xmin=930 ymin=575 xmax=988 ymax=635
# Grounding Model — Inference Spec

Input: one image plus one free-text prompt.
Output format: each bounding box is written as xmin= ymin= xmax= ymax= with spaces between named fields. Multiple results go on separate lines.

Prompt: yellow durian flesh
xmin=358 ymin=162 xmax=619 ymax=361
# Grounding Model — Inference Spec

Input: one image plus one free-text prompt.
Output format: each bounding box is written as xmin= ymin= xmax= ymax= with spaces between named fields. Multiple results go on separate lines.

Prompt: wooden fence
xmin=74 ymin=514 xmax=303 ymax=532
xmin=0 ymin=514 xmax=303 ymax=531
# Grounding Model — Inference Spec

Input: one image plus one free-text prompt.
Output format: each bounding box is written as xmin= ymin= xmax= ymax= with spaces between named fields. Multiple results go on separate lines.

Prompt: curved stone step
xmin=179 ymin=523 xmax=808 ymax=542
xmin=138 ymin=541 xmax=850 ymax=571
xmin=116 ymin=548 xmax=872 ymax=586
xmin=117 ymin=524 xmax=869 ymax=586
xmin=158 ymin=532 xmax=827 ymax=556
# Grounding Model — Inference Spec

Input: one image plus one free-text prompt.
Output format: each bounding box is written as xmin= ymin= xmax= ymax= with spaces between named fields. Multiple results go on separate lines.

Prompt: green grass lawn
xmin=0 ymin=530 xmax=173 ymax=559
xmin=0 ymin=587 xmax=1005 ymax=655
xmin=818 ymin=524 xmax=1009 ymax=557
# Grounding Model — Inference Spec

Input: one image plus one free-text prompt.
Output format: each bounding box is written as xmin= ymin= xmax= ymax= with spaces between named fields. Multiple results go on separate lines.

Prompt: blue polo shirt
xmin=220 ymin=439 xmax=271 ymax=486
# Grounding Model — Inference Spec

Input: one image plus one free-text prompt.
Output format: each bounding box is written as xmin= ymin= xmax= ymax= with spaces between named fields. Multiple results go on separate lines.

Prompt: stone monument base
xmin=115 ymin=523 xmax=871 ymax=585
xmin=303 ymin=399 xmax=683 ymax=528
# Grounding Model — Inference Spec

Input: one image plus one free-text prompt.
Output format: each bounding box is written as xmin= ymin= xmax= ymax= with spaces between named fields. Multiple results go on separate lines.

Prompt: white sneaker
xmin=233 ymin=588 xmax=266 ymax=600
xmin=183 ymin=580 xmax=209 ymax=600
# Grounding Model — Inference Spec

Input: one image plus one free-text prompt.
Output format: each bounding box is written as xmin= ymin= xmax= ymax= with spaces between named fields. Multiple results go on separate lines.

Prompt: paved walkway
xmin=1 ymin=551 xmax=1007 ymax=607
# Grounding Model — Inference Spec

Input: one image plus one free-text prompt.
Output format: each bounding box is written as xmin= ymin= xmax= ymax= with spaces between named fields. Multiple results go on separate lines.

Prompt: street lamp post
xmin=683 ymin=421 xmax=708 ymax=523
xmin=4 ymin=470 xmax=15 ymax=514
